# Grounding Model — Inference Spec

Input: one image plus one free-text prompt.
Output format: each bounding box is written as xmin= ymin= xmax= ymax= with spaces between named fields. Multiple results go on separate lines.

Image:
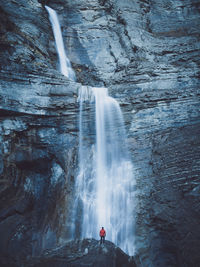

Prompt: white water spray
xmin=75 ymin=87 xmax=136 ymax=255
xmin=45 ymin=6 xmax=76 ymax=81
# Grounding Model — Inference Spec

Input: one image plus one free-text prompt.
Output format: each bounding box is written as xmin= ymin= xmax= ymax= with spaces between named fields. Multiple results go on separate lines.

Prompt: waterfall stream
xmin=75 ymin=87 xmax=136 ymax=255
xmin=46 ymin=6 xmax=136 ymax=256
xmin=45 ymin=6 xmax=76 ymax=81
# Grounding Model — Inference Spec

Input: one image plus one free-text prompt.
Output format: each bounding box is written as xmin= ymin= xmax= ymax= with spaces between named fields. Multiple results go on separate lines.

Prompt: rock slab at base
xmin=26 ymin=239 xmax=136 ymax=267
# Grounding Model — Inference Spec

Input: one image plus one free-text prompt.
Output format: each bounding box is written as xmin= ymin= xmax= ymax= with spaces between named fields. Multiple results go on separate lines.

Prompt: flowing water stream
xmin=76 ymin=87 xmax=136 ymax=255
xmin=45 ymin=6 xmax=76 ymax=81
xmin=46 ymin=6 xmax=136 ymax=256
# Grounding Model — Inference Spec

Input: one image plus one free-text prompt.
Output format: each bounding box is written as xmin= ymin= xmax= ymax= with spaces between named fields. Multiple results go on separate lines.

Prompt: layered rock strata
xmin=0 ymin=0 xmax=200 ymax=266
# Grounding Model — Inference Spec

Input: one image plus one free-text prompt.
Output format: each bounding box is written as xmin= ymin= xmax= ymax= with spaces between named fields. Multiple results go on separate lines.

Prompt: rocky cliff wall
xmin=0 ymin=0 xmax=81 ymax=262
xmin=0 ymin=0 xmax=200 ymax=266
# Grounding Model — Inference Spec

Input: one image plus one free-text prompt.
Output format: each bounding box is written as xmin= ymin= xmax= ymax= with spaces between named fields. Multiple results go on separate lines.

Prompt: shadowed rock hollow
xmin=0 ymin=0 xmax=200 ymax=266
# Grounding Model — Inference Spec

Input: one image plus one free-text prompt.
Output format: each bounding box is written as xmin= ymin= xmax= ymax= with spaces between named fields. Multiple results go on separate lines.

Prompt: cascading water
xmin=75 ymin=87 xmax=136 ymax=255
xmin=45 ymin=5 xmax=136 ymax=256
xmin=45 ymin=6 xmax=76 ymax=81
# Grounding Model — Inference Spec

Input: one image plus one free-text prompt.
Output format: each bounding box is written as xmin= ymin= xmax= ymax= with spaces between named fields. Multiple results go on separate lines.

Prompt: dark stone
xmin=26 ymin=239 xmax=136 ymax=267
xmin=0 ymin=0 xmax=199 ymax=266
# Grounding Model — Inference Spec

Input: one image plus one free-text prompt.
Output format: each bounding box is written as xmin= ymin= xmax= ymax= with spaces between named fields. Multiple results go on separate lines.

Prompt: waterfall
xmin=75 ymin=87 xmax=136 ymax=256
xmin=45 ymin=6 xmax=76 ymax=81
xmin=45 ymin=5 xmax=136 ymax=256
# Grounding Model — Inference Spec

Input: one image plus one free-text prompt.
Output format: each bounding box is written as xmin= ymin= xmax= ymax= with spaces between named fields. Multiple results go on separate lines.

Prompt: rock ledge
xmin=26 ymin=239 xmax=136 ymax=267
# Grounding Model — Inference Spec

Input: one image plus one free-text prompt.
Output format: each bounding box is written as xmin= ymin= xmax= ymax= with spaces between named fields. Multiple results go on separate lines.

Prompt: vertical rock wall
xmin=0 ymin=0 xmax=200 ymax=266
xmin=0 ymin=0 xmax=81 ymax=264
xmin=46 ymin=0 xmax=200 ymax=265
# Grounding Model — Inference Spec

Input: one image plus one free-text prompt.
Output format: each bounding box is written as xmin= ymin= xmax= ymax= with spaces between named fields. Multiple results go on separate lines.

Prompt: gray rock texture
xmin=0 ymin=0 xmax=80 ymax=263
xmin=0 ymin=0 xmax=200 ymax=266
xmin=26 ymin=239 xmax=136 ymax=267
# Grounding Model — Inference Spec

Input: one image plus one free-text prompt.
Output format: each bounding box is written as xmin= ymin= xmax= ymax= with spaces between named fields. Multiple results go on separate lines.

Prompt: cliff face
xmin=0 ymin=0 xmax=81 ymax=261
xmin=0 ymin=0 xmax=200 ymax=266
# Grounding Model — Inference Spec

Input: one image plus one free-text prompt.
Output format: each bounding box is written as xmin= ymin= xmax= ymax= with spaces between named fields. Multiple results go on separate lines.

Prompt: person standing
xmin=100 ymin=227 xmax=106 ymax=244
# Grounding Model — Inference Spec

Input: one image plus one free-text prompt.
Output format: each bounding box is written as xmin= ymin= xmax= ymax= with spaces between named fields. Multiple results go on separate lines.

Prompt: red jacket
xmin=100 ymin=229 xmax=106 ymax=237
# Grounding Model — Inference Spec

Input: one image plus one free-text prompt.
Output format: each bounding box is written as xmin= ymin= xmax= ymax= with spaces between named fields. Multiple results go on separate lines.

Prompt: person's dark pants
xmin=100 ymin=236 xmax=105 ymax=244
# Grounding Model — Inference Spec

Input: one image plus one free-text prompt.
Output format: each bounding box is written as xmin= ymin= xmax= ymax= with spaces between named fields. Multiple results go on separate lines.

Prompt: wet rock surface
xmin=24 ymin=239 xmax=136 ymax=267
xmin=0 ymin=0 xmax=200 ymax=266
xmin=0 ymin=0 xmax=80 ymax=261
